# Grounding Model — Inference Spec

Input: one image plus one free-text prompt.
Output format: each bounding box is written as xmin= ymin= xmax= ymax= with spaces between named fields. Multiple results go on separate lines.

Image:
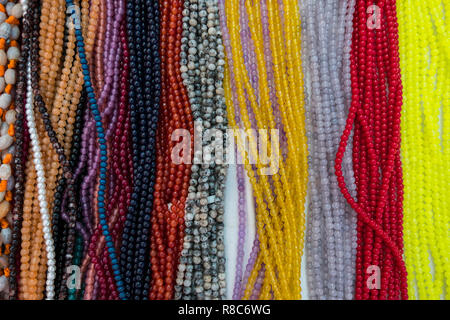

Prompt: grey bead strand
xmin=175 ymin=0 xmax=228 ymax=300
xmin=301 ymin=0 xmax=357 ymax=300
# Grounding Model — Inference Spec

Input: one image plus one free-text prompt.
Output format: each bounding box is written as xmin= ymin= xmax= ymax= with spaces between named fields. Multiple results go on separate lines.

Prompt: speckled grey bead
xmin=176 ymin=0 xmax=227 ymax=300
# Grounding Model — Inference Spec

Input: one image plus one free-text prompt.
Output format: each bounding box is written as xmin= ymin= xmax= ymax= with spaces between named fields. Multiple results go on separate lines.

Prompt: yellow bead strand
xmin=222 ymin=0 xmax=308 ymax=300
xmin=398 ymin=0 xmax=449 ymax=300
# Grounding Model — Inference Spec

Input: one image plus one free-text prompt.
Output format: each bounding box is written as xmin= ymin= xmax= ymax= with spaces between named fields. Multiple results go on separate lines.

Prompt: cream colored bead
xmin=7 ymin=46 xmax=20 ymax=60
xmin=0 ymin=93 xmax=11 ymax=109
xmin=0 ymin=163 xmax=11 ymax=180
xmin=0 ymin=200 xmax=10 ymax=219
xmin=0 ymin=122 xmax=8 ymax=136
xmin=5 ymin=2 xmax=14 ymax=16
xmin=0 ymin=134 xmax=13 ymax=149
xmin=5 ymin=109 xmax=15 ymax=124
xmin=11 ymin=3 xmax=24 ymax=19
xmin=0 ymin=23 xmax=11 ymax=39
xmin=10 ymin=25 xmax=20 ymax=40
xmin=0 ymin=227 xmax=11 ymax=244
xmin=5 ymin=68 xmax=15 ymax=84
xmin=0 ymin=275 xmax=7 ymax=292
xmin=0 ymin=50 xmax=6 ymax=65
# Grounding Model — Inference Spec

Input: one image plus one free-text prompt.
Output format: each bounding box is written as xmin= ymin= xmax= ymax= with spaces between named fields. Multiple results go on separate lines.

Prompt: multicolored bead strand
xmin=0 ymin=0 xmax=23 ymax=298
xmin=66 ymin=0 xmax=126 ymax=299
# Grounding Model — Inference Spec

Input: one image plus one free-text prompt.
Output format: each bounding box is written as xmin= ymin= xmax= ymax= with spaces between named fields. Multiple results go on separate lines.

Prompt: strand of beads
xmin=0 ymin=0 xmax=23 ymax=298
xmin=89 ymin=20 xmax=131 ymax=301
xmin=300 ymin=0 xmax=357 ymax=300
xmin=175 ymin=0 xmax=227 ymax=300
xmin=8 ymin=0 xmax=29 ymax=299
xmin=149 ymin=0 xmax=192 ymax=300
xmin=221 ymin=0 xmax=308 ymax=299
xmin=119 ymin=0 xmax=160 ymax=300
xmin=66 ymin=0 xmax=126 ymax=299
xmin=67 ymin=89 xmax=86 ymax=300
xmin=28 ymin=0 xmax=84 ymax=299
xmin=398 ymin=0 xmax=449 ymax=300
xmin=81 ymin=0 xmax=126 ymax=300
xmin=50 ymin=0 xmax=88 ymax=298
xmin=22 ymin=0 xmax=57 ymax=299
xmin=335 ymin=0 xmax=408 ymax=300
xmin=17 ymin=0 xmax=52 ymax=300
xmin=231 ymin=161 xmax=247 ymax=299
xmin=218 ymin=0 xmax=262 ymax=300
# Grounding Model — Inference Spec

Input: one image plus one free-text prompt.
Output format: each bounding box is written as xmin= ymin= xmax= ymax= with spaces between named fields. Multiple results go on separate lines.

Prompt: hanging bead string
xmin=119 ymin=0 xmax=143 ymax=299
xmin=218 ymin=0 xmax=261 ymax=300
xmin=134 ymin=0 xmax=160 ymax=299
xmin=148 ymin=0 xmax=193 ymax=300
xmin=221 ymin=0 xmax=308 ymax=299
xmin=67 ymin=89 xmax=86 ymax=300
xmin=23 ymin=16 xmax=57 ymax=302
xmin=66 ymin=0 xmax=126 ymax=300
xmin=120 ymin=0 xmax=160 ymax=300
xmin=50 ymin=2 xmax=95 ymax=278
xmin=175 ymin=0 xmax=227 ymax=300
xmin=71 ymin=1 xmax=100 ymax=295
xmin=0 ymin=0 xmax=23 ymax=298
xmin=232 ymin=0 xmax=259 ymax=300
xmin=88 ymin=20 xmax=132 ymax=301
xmin=300 ymin=0 xmax=357 ymax=300
xmin=81 ymin=0 xmax=126 ymax=300
xmin=27 ymin=0 xmax=81 ymax=299
xmin=18 ymin=0 xmax=51 ymax=300
xmin=51 ymin=0 xmax=82 ymax=298
xmin=399 ymin=0 xmax=449 ymax=300
xmin=232 ymin=160 xmax=247 ymax=299
xmin=8 ymin=0 xmax=29 ymax=299
xmin=71 ymin=0 xmax=100 ymax=243
xmin=335 ymin=0 xmax=408 ymax=300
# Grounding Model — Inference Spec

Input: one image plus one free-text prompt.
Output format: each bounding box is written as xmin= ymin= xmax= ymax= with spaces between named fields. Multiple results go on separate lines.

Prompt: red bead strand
xmin=335 ymin=0 xmax=408 ymax=300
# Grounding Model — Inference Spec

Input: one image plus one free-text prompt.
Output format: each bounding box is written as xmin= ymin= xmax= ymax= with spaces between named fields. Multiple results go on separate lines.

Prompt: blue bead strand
xmin=66 ymin=0 xmax=126 ymax=300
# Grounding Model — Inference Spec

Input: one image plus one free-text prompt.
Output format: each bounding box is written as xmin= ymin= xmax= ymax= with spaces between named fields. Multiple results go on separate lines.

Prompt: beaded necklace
xmin=8 ymin=0 xmax=29 ymax=299
xmin=119 ymin=0 xmax=160 ymax=300
xmin=148 ymin=0 xmax=192 ymax=300
xmin=335 ymin=0 xmax=408 ymax=300
xmin=15 ymin=0 xmax=83 ymax=299
xmin=0 ymin=0 xmax=23 ymax=298
xmin=66 ymin=0 xmax=127 ymax=300
xmin=221 ymin=0 xmax=308 ymax=299
xmin=398 ymin=0 xmax=449 ymax=300
xmin=175 ymin=0 xmax=227 ymax=300
xmin=81 ymin=0 xmax=126 ymax=300
xmin=231 ymin=162 xmax=247 ymax=299
xmin=218 ymin=0 xmax=262 ymax=300
xmin=300 ymin=0 xmax=357 ymax=300
xmin=20 ymin=0 xmax=57 ymax=299
xmin=67 ymin=89 xmax=86 ymax=300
